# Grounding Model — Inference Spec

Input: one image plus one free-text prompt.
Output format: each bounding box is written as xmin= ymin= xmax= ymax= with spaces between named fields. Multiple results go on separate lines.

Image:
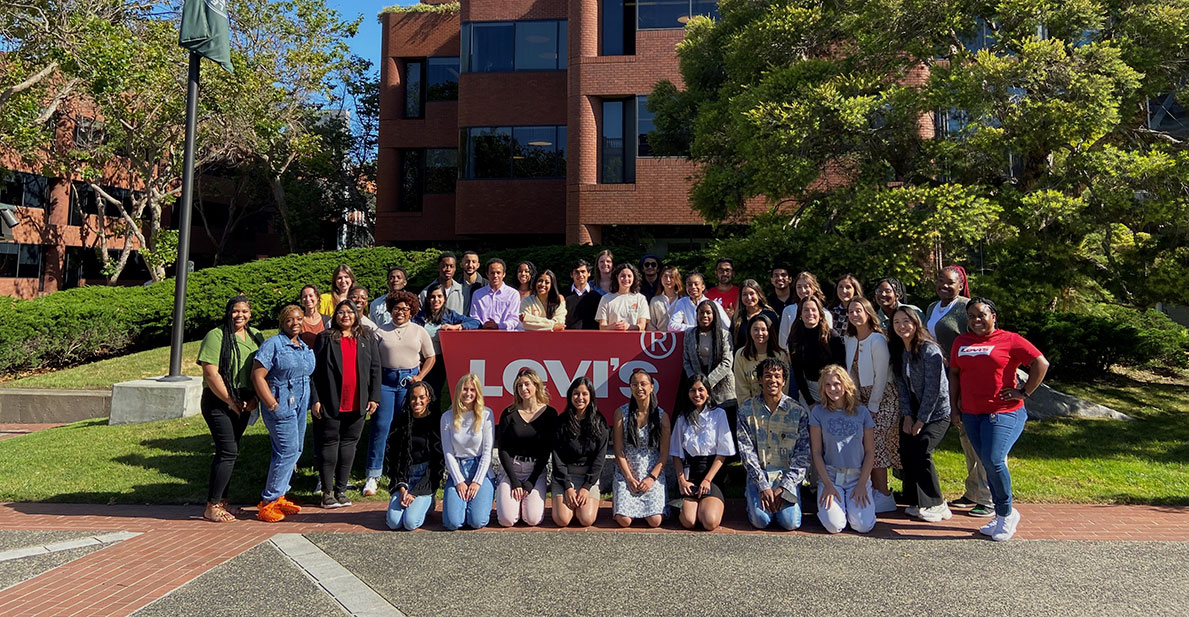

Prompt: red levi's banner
xmin=439 ymin=331 xmax=685 ymax=423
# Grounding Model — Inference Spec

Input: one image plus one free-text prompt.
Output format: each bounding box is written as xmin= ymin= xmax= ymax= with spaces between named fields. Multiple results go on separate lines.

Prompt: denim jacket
xmin=894 ymin=341 xmax=951 ymax=425
xmin=736 ymin=393 xmax=810 ymax=495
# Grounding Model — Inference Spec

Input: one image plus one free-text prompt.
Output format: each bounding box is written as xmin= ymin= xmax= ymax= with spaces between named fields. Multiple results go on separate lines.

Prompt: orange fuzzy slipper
xmin=275 ymin=496 xmax=302 ymax=515
xmin=256 ymin=500 xmax=286 ymax=523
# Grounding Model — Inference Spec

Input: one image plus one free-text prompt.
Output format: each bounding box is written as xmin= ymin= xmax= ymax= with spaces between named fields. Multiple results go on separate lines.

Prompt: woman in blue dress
xmin=612 ymin=369 xmax=670 ymax=528
xmin=251 ymin=304 xmax=316 ymax=523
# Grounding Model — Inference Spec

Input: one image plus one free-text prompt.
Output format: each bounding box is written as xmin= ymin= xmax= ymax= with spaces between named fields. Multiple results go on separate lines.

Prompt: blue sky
xmin=327 ymin=0 xmax=416 ymax=73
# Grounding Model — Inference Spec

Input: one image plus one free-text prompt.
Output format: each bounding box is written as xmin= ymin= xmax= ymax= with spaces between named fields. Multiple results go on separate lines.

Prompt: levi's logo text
xmin=439 ymin=331 xmax=684 ymax=421
xmin=958 ymin=345 xmax=995 ymax=357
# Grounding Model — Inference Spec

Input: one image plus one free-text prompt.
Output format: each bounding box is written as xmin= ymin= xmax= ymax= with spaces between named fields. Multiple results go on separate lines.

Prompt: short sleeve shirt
xmin=374 ymin=322 xmax=435 ymax=369
xmin=595 ymin=292 xmax=650 ymax=327
xmin=196 ymin=327 xmax=262 ymax=390
xmin=809 ymin=404 xmax=874 ymax=469
xmin=670 ymin=406 xmax=737 ymax=460
xmin=950 ymin=329 xmax=1042 ymax=414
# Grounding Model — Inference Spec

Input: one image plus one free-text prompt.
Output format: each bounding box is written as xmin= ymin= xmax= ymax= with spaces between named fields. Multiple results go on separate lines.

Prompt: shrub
xmin=1013 ymin=307 xmax=1189 ymax=378
xmin=0 ymin=245 xmax=635 ymax=376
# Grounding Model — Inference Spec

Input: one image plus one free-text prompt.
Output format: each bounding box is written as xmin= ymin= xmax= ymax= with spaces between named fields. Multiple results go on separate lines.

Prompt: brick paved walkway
xmin=0 ymin=425 xmax=62 ymax=442
xmin=0 ymin=500 xmax=1185 ymax=617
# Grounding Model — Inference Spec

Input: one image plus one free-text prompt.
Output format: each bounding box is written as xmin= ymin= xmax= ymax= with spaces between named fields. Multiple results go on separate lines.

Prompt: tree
xmin=650 ymin=0 xmax=1189 ymax=309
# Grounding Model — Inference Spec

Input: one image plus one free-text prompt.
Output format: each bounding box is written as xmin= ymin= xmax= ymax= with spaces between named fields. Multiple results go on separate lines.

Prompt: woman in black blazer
xmin=310 ymin=300 xmax=382 ymax=508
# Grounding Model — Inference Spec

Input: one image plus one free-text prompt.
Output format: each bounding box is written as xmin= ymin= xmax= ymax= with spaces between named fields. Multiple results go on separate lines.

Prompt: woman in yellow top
xmin=733 ymin=314 xmax=790 ymax=402
xmin=520 ymin=270 xmax=567 ymax=331
xmin=319 ymin=264 xmax=355 ymax=316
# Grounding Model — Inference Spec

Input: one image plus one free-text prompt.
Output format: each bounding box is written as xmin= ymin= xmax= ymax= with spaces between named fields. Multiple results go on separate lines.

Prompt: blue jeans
xmin=442 ymin=456 xmax=494 ymax=530
xmin=386 ymin=461 xmax=435 ymax=530
xmin=962 ymin=407 xmax=1027 ymax=517
xmin=366 ymin=367 xmax=417 ymax=478
xmin=745 ymin=480 xmax=802 ymax=530
xmin=260 ymin=400 xmax=303 ymax=502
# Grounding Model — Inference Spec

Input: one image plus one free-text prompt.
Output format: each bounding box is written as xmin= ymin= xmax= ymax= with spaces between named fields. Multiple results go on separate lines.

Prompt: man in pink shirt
xmin=468 ymin=259 xmax=521 ymax=331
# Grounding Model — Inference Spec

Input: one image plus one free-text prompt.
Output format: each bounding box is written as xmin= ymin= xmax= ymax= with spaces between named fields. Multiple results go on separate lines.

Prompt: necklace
xmin=392 ymin=323 xmax=407 ymax=341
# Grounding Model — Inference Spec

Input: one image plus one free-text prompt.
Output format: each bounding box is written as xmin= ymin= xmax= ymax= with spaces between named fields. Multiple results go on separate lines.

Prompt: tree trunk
xmin=268 ymin=175 xmax=297 ymax=251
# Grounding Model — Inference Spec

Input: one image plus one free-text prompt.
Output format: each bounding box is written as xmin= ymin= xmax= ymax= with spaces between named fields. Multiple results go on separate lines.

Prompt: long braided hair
xmin=217 ymin=295 xmax=253 ymax=409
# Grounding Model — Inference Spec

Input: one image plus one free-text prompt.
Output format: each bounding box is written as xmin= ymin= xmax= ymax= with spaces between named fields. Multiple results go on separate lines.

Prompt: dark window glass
xmin=602 ymin=100 xmax=627 ymax=183
xmin=73 ymin=117 xmax=105 ymax=148
xmin=638 ymin=0 xmax=690 ymax=29
xmin=602 ymin=0 xmax=628 ymax=55
xmin=516 ymin=21 xmax=560 ymax=70
xmin=468 ymin=127 xmax=513 ymax=178
xmin=400 ymin=149 xmax=424 ymax=212
xmin=460 ymin=24 xmax=472 ymax=72
xmin=69 ymin=182 xmax=97 ymax=226
xmin=0 ymin=244 xmax=16 ymax=277
xmin=0 ymin=170 xmax=21 ymax=207
xmin=691 ymin=0 xmax=718 ymax=20
xmin=471 ymin=23 xmax=515 ymax=73
xmin=961 ymin=18 xmax=996 ymax=52
xmin=513 ymin=126 xmax=561 ymax=178
xmin=425 ymin=148 xmax=458 ymax=193
xmin=1149 ymin=93 xmax=1188 ymax=136
xmin=405 ymin=61 xmax=423 ymax=118
xmin=559 ymin=22 xmax=568 ymax=66
xmin=557 ymin=126 xmax=567 ymax=174
xmin=427 ymin=57 xmax=459 ymax=101
xmin=17 ymin=243 xmax=40 ymax=278
xmin=637 ymin=95 xmax=655 ymax=157
xmin=22 ymin=174 xmax=47 ymax=208
xmin=98 ymin=185 xmax=127 ymax=217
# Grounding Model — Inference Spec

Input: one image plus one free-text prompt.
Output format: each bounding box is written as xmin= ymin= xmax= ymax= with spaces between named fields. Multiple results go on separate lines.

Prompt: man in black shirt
xmin=767 ymin=266 xmax=794 ymax=334
xmin=564 ymin=259 xmax=603 ymax=330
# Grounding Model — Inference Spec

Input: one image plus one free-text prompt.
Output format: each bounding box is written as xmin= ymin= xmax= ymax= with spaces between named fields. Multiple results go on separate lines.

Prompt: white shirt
xmin=844 ymin=332 xmax=891 ymax=411
xmin=666 ymin=296 xmax=730 ymax=332
xmin=440 ymin=406 xmax=494 ymax=486
xmin=669 ymin=406 xmax=737 ymax=463
xmin=649 ymin=294 xmax=680 ymax=331
xmin=777 ymin=303 xmax=835 ymax=348
xmin=926 ymin=298 xmax=959 ymax=337
xmin=595 ymin=292 xmax=650 ymax=327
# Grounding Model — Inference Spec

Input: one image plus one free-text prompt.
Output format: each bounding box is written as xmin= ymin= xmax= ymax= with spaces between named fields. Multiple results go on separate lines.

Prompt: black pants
xmin=899 ymin=418 xmax=950 ymax=508
xmin=315 ymin=411 xmax=366 ymax=494
xmin=423 ymin=355 xmax=447 ymax=413
xmin=201 ymin=389 xmax=252 ymax=505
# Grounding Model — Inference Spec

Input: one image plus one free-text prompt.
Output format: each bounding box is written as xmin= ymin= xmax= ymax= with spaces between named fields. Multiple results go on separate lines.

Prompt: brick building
xmin=377 ymin=0 xmax=758 ymax=249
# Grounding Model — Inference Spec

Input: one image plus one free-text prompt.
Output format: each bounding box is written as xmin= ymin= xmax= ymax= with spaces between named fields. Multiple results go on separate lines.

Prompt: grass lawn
xmin=0 ymin=331 xmax=278 ymax=390
xmin=0 ymin=367 xmax=1184 ymax=506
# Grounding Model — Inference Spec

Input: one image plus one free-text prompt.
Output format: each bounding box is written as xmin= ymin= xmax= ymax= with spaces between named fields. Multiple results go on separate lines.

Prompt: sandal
xmin=203 ymin=503 xmax=236 ymax=523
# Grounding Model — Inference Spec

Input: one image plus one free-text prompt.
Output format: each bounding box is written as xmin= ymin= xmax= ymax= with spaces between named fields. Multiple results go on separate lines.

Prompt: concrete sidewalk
xmin=0 ymin=500 xmax=1185 ymax=617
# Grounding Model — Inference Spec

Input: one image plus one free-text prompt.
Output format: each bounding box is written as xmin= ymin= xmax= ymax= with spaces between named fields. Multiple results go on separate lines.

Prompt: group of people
xmin=196 ymin=250 xmax=1048 ymax=541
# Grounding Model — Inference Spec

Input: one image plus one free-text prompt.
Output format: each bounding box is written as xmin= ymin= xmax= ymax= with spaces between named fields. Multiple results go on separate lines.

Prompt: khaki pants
xmin=957 ymin=420 xmax=992 ymax=505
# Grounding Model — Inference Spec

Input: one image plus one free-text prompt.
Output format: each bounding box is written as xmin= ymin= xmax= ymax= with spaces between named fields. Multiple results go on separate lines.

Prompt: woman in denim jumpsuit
xmin=252 ymin=304 xmax=316 ymax=522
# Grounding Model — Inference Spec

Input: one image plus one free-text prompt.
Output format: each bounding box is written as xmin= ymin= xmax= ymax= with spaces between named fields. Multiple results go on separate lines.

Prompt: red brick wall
xmin=463 ymin=0 xmax=566 ymax=22
xmin=375 ymin=193 xmax=459 ymax=245
xmin=457 ymin=73 xmax=567 ymax=127
xmin=455 ymin=179 xmax=565 ymax=235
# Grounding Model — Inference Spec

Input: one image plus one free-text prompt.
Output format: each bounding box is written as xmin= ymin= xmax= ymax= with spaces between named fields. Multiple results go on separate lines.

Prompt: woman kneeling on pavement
xmin=809 ymin=365 xmax=876 ymax=534
xmin=251 ymin=305 xmax=316 ymax=523
xmin=385 ymin=381 xmax=443 ymax=530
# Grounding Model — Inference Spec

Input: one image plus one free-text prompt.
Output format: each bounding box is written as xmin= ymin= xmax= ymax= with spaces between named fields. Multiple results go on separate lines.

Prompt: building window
xmin=73 ymin=117 xmax=105 ymax=148
xmin=400 ymin=150 xmax=424 ymax=212
xmin=637 ymin=95 xmax=655 ymax=157
xmin=405 ymin=60 xmax=423 ymax=118
xmin=960 ymin=18 xmax=997 ymax=52
xmin=69 ymin=182 xmax=131 ymax=226
xmin=1149 ymin=93 xmax=1188 ymax=136
xmin=602 ymin=0 xmax=636 ymax=55
xmin=462 ymin=20 xmax=567 ymax=73
xmin=461 ymin=126 xmax=566 ymax=179
xmin=637 ymin=0 xmax=717 ymax=30
xmin=0 ymin=243 xmax=42 ymax=279
xmin=601 ymin=99 xmax=633 ymax=183
xmin=426 ymin=57 xmax=460 ymax=101
xmin=0 ymin=170 xmax=48 ymax=209
xmin=425 ymin=149 xmax=459 ymax=193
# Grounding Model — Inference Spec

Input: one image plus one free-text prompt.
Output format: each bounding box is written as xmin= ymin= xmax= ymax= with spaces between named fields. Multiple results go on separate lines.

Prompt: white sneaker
xmin=362 ymin=477 xmax=378 ymax=497
xmin=919 ymin=503 xmax=953 ymax=522
xmin=991 ymin=508 xmax=1020 ymax=541
xmin=873 ymin=490 xmax=898 ymax=513
xmin=905 ymin=506 xmax=921 ymax=518
xmin=979 ymin=515 xmax=1000 ymax=536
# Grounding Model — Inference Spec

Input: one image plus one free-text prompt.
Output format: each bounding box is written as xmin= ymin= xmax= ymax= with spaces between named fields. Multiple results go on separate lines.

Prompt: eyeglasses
xmin=392 ymin=306 xmax=412 ymax=314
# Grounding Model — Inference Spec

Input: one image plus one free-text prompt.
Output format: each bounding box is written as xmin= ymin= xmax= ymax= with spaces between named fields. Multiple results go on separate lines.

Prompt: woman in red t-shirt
xmin=948 ymin=298 xmax=1049 ymax=542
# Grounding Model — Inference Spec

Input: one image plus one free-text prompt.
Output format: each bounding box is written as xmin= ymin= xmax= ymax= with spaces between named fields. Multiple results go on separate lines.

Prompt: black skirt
xmin=680 ymin=454 xmax=724 ymax=501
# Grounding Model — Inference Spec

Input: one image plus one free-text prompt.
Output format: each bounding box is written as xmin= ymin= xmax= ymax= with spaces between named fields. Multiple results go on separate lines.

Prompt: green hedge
xmin=1014 ymin=306 xmax=1189 ymax=378
xmin=0 ymin=244 xmax=637 ymax=376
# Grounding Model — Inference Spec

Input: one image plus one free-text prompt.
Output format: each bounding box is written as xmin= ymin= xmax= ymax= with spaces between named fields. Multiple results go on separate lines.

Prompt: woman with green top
xmin=197 ymin=295 xmax=265 ymax=523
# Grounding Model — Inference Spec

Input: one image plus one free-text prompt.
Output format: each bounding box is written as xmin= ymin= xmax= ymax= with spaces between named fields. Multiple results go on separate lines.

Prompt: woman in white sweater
xmin=844 ymin=298 xmax=901 ymax=514
xmin=440 ymin=373 xmax=495 ymax=530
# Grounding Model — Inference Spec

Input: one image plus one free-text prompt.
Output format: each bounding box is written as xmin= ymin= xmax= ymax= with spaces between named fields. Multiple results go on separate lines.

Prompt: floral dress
xmin=851 ymin=354 xmax=901 ymax=469
xmin=613 ymin=405 xmax=667 ymax=518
